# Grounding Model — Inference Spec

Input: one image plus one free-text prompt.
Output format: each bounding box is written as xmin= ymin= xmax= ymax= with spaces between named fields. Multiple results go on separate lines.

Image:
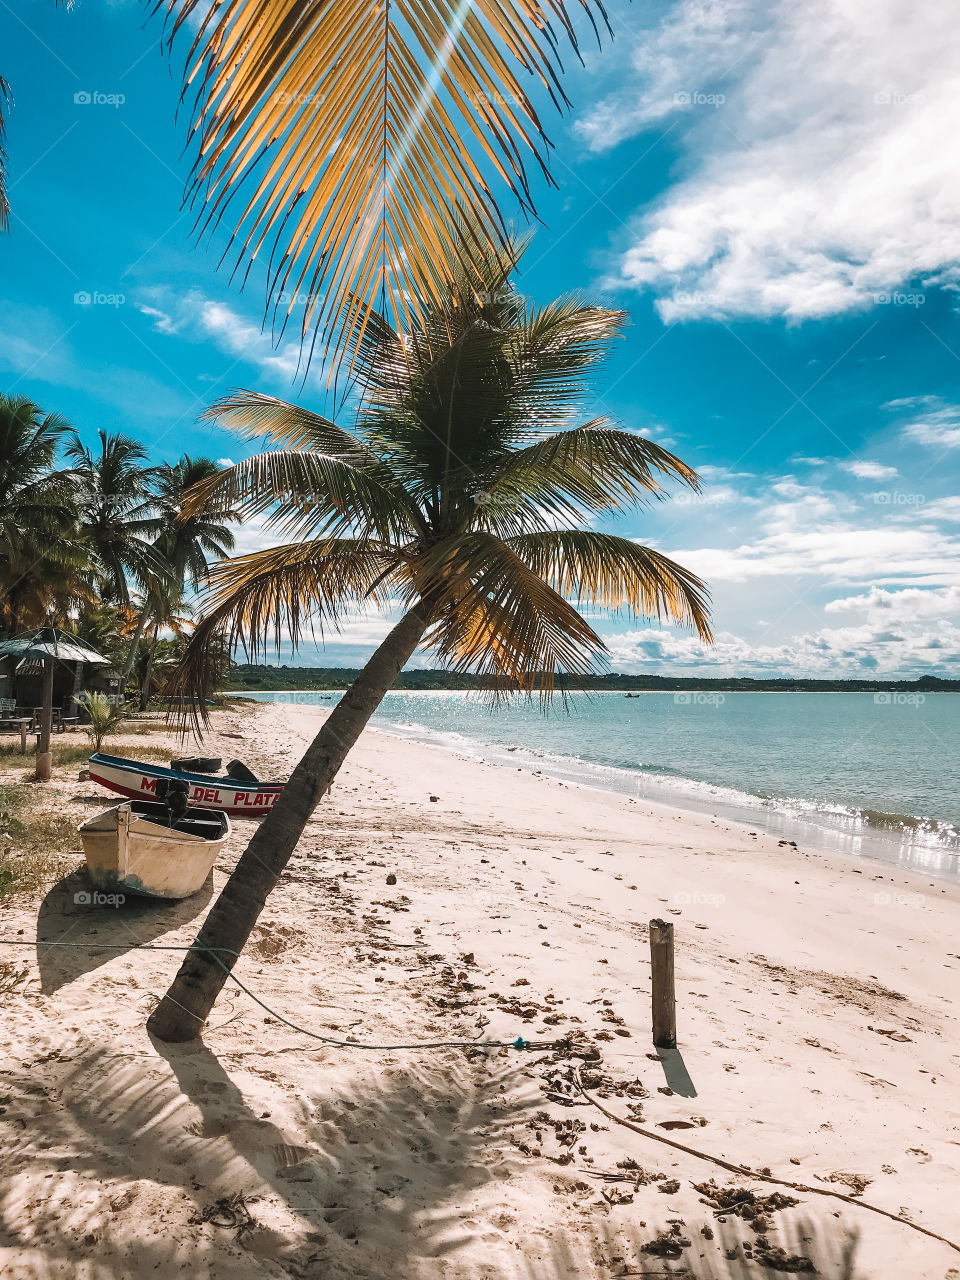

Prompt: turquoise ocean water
xmin=242 ymin=690 xmax=960 ymax=882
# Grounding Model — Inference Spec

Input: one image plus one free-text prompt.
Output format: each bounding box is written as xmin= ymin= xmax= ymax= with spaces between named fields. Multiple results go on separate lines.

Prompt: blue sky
xmin=2 ymin=0 xmax=959 ymax=676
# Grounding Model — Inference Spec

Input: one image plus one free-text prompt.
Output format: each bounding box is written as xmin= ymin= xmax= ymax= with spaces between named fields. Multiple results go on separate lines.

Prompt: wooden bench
xmin=0 ymin=716 xmax=34 ymax=752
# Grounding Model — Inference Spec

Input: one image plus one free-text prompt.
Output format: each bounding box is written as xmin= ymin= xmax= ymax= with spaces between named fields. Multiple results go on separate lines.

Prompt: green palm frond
xmin=483 ymin=423 xmax=702 ymax=530
xmin=67 ymin=429 xmax=163 ymax=602
xmin=508 ymin=530 xmax=713 ymax=640
xmin=156 ymin=0 xmax=610 ymax=371
xmin=172 ymin=267 xmax=713 ymax=712
xmin=181 ymin=447 xmax=423 ymax=544
xmin=153 ymin=456 xmax=236 ymax=589
xmin=167 ymin=537 xmax=406 ymax=704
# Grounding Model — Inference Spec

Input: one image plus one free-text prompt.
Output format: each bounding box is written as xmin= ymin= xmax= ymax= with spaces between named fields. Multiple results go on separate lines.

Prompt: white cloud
xmin=670 ymin=482 xmax=743 ymax=509
xmin=0 ymin=301 xmax=195 ymax=423
xmin=824 ymin=585 xmax=960 ymax=620
xmin=588 ymin=0 xmax=960 ymax=321
xmin=887 ymin=396 xmax=960 ymax=450
xmin=576 ymin=0 xmax=759 ymax=152
xmin=923 ymin=496 xmax=960 ymax=522
xmin=840 ymin=460 xmax=898 ymax=480
xmin=602 ymin=618 xmax=960 ymax=677
xmin=138 ymin=288 xmax=312 ymax=386
xmin=661 ymin=486 xmax=960 ymax=586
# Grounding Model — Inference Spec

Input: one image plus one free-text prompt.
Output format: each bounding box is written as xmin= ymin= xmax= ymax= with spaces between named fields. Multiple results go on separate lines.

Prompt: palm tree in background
xmin=147 ymin=257 xmax=713 ymax=1041
xmin=132 ymin=583 xmax=194 ymax=711
xmin=153 ymin=457 xmax=236 ymax=587
xmin=120 ymin=456 xmax=235 ymax=685
xmin=67 ymin=430 xmax=159 ymax=606
xmin=0 ymin=394 xmax=87 ymax=631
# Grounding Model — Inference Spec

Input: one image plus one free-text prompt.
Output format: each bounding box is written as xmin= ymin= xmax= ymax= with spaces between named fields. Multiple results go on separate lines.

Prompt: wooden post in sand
xmin=649 ymin=918 xmax=677 ymax=1049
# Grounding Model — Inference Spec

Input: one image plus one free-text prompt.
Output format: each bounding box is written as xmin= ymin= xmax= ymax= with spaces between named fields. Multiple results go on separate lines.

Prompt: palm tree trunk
xmin=146 ymin=599 xmax=433 ymax=1042
xmin=139 ymin=635 xmax=157 ymax=712
xmin=121 ymin=604 xmax=151 ymax=685
xmin=35 ymin=657 xmax=54 ymax=780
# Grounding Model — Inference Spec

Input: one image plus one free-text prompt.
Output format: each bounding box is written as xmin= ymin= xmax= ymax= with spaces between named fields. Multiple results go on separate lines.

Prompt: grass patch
xmin=0 ymin=744 xmax=178 ymax=902
xmin=0 ymin=741 xmax=173 ymax=767
xmin=116 ymin=720 xmax=169 ymax=734
xmin=0 ymin=783 xmax=79 ymax=899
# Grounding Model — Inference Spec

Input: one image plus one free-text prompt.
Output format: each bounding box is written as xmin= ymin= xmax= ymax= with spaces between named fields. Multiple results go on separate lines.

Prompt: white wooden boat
xmin=78 ymin=800 xmax=231 ymax=900
xmin=88 ymin=752 xmax=284 ymax=816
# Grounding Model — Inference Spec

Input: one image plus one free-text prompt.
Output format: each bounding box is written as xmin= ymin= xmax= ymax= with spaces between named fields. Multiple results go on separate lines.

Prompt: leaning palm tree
xmin=67 ymin=430 xmax=159 ymax=605
xmin=157 ymin=0 xmax=612 ymax=372
xmin=148 ymin=261 xmax=712 ymax=1041
xmin=120 ymin=456 xmax=235 ymax=682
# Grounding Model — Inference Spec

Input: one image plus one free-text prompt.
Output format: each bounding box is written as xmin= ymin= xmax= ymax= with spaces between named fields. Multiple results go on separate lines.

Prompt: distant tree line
xmin=227 ymin=665 xmax=960 ymax=693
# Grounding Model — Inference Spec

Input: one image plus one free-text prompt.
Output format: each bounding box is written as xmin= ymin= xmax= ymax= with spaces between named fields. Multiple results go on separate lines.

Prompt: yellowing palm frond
xmin=417 ymin=530 xmax=604 ymax=691
xmin=508 ymin=530 xmax=713 ymax=640
xmin=200 ymin=391 xmax=374 ymax=460
xmin=157 ymin=0 xmax=610 ymax=370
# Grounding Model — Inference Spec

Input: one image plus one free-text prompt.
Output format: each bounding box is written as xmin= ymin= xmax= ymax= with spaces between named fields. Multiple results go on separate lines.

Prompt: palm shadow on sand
xmin=35 ymin=866 xmax=212 ymax=993
xmin=0 ymin=1033 xmax=541 ymax=1279
xmin=0 ymin=1009 xmax=879 ymax=1280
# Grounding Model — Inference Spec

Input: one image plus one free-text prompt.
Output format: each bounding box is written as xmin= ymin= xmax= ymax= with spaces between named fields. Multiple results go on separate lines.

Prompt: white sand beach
xmin=1 ymin=700 xmax=959 ymax=1279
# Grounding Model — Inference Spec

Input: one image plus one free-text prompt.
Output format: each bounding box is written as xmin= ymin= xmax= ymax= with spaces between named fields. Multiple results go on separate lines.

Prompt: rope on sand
xmin=0 ymin=938 xmax=551 ymax=1054
xmin=572 ymin=1066 xmax=960 ymax=1257
xmin=9 ymin=934 xmax=956 ymax=1255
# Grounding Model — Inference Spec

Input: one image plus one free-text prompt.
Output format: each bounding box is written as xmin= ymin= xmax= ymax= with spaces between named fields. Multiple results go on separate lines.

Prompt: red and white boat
xmin=88 ymin=752 xmax=284 ymax=817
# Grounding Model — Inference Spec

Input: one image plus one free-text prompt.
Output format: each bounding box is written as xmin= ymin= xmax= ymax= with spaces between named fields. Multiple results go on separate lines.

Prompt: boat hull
xmin=79 ymin=800 xmax=231 ymax=900
xmin=88 ymin=752 xmax=284 ymax=816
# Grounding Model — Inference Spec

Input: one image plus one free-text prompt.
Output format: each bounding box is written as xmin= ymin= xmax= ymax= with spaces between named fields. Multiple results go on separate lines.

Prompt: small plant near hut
xmin=77 ymin=690 xmax=127 ymax=753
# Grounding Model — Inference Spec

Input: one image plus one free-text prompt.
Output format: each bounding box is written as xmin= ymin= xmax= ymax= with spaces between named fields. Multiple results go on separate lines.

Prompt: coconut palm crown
xmin=175 ymin=265 xmax=712 ymax=706
xmin=0 ymin=393 xmax=87 ymax=631
xmin=66 ymin=429 xmax=160 ymax=605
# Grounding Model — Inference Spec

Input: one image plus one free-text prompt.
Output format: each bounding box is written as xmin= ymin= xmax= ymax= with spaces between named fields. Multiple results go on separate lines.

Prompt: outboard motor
xmin=156 ymin=777 xmax=190 ymax=827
